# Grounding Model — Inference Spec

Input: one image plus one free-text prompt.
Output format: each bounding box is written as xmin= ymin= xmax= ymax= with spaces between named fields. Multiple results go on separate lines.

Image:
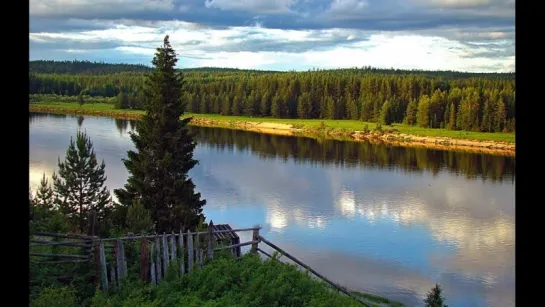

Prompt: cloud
xmin=204 ymin=0 xmax=297 ymax=14
xmin=28 ymin=0 xmax=514 ymax=72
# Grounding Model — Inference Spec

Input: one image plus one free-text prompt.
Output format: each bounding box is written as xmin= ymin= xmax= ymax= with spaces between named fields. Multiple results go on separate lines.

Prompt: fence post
xmin=150 ymin=242 xmax=156 ymax=285
xmin=99 ymin=241 xmax=108 ymax=291
xmin=179 ymin=229 xmax=185 ymax=276
xmin=87 ymin=210 xmax=96 ymax=237
xmin=155 ymin=236 xmax=162 ymax=282
xmin=162 ymin=232 xmax=169 ymax=275
xmin=207 ymin=220 xmax=214 ymax=261
xmin=140 ymin=237 xmax=149 ymax=282
xmin=251 ymin=226 xmax=260 ymax=254
xmin=170 ymin=231 xmax=176 ymax=262
xmin=187 ymin=230 xmax=194 ymax=273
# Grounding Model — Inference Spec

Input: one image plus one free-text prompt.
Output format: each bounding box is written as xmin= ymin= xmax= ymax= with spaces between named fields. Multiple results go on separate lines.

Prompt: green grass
xmin=30 ymin=102 xmax=515 ymax=143
xmin=31 ymin=253 xmax=404 ymax=307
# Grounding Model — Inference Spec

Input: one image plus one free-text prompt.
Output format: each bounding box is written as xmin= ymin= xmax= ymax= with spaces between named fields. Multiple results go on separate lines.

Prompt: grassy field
xmin=30 ymin=102 xmax=515 ymax=143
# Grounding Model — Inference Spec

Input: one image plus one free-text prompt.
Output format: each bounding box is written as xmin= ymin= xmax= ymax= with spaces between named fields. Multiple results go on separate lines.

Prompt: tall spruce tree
xmin=114 ymin=35 xmax=206 ymax=233
xmin=52 ymin=131 xmax=111 ymax=232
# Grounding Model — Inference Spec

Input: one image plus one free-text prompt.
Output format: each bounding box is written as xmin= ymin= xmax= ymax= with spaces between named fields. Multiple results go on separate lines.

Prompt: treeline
xmin=29 ymin=61 xmax=515 ymax=133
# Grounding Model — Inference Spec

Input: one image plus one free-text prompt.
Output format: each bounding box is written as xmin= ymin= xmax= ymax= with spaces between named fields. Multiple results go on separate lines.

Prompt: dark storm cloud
xmin=30 ymin=0 xmax=514 ymax=32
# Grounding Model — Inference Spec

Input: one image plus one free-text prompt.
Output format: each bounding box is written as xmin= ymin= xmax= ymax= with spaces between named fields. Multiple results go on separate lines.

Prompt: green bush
xmin=31 ymin=286 xmax=77 ymax=307
xmin=84 ymin=254 xmax=365 ymax=307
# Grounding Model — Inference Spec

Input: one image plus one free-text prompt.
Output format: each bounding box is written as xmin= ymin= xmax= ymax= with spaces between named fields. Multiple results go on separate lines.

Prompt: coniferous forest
xmin=29 ymin=60 xmax=515 ymax=133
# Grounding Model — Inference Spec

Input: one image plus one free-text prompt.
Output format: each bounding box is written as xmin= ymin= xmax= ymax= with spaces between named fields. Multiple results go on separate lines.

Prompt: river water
xmin=29 ymin=113 xmax=515 ymax=307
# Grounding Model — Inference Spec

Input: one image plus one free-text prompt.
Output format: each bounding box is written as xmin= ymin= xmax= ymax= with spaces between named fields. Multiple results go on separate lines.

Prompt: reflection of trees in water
xmin=29 ymin=112 xmax=67 ymax=124
xmin=190 ymin=126 xmax=515 ymax=183
xmin=77 ymin=116 xmax=84 ymax=127
xmin=115 ymin=118 xmax=130 ymax=135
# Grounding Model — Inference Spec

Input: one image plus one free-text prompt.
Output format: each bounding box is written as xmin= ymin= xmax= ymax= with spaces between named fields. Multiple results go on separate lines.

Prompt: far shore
xmin=29 ymin=103 xmax=515 ymax=157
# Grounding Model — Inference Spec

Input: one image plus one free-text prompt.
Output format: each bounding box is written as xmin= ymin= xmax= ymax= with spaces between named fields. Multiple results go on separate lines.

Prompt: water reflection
xmin=189 ymin=126 xmax=515 ymax=183
xmin=29 ymin=113 xmax=515 ymax=307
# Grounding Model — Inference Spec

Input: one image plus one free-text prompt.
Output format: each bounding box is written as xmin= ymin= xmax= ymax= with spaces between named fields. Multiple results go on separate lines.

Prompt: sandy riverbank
xmin=29 ymin=105 xmax=515 ymax=156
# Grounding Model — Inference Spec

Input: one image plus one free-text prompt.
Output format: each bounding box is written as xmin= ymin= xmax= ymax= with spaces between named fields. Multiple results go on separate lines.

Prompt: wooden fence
xmin=30 ymin=220 xmax=369 ymax=306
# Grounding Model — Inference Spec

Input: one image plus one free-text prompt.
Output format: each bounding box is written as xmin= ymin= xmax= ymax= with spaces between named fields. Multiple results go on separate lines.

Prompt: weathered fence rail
xmin=30 ymin=221 xmax=369 ymax=306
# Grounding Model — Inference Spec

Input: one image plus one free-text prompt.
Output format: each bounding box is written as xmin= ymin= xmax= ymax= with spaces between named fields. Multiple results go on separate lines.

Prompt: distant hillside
xmin=28 ymin=60 xmax=280 ymax=75
xmin=29 ymin=60 xmax=514 ymax=80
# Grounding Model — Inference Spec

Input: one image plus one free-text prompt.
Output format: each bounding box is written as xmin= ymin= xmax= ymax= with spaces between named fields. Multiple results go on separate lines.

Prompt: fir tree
xmin=114 ymin=36 xmax=206 ymax=232
xmin=448 ymin=103 xmax=456 ymax=130
xmin=115 ymin=91 xmax=129 ymax=109
xmin=36 ymin=173 xmax=55 ymax=211
xmin=424 ymin=284 xmax=448 ymax=307
xmin=77 ymin=92 xmax=84 ymax=106
xmin=260 ymin=90 xmax=271 ymax=116
xmin=405 ymin=98 xmax=418 ymax=125
xmin=346 ymin=94 xmax=359 ymax=120
xmin=127 ymin=195 xmax=153 ymax=234
xmin=52 ymin=131 xmax=111 ymax=232
xmin=271 ymin=93 xmax=283 ymax=118
xmin=417 ymin=95 xmax=431 ymax=128
xmin=380 ymin=100 xmax=392 ymax=125
xmin=297 ymin=92 xmax=312 ymax=119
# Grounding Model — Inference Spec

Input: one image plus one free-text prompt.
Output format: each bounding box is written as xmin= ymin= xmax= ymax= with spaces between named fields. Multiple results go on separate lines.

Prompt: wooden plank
xmin=30 ymin=240 xmax=91 ymax=247
xmin=98 ymin=227 xmax=261 ymax=241
xmin=155 ymin=236 xmax=162 ymax=282
xmin=179 ymin=229 xmax=185 ymax=276
xmin=140 ymin=237 xmax=149 ymax=282
xmin=199 ymin=249 xmax=204 ymax=268
xmin=162 ymin=233 xmax=169 ymax=275
xmin=170 ymin=231 xmax=176 ymax=262
xmin=257 ymin=248 xmax=273 ymax=258
xmin=207 ymin=221 xmax=214 ymax=261
xmin=30 ymin=253 xmax=89 ymax=259
xmin=94 ymin=243 xmax=101 ymax=286
xmin=115 ymin=240 xmax=122 ymax=283
xmin=150 ymin=242 xmax=156 ymax=285
xmin=214 ymin=240 xmax=258 ymax=251
xmin=251 ymin=226 xmax=260 ymax=254
xmin=187 ymin=230 xmax=194 ymax=273
xmin=33 ymin=232 xmax=97 ymax=240
xmin=39 ymin=260 xmax=90 ymax=264
xmin=110 ymin=264 xmax=116 ymax=290
xmin=99 ymin=241 xmax=108 ymax=291
xmin=258 ymin=235 xmax=370 ymax=307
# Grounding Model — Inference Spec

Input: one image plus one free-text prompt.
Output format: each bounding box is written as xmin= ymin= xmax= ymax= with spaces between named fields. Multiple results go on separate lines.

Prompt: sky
xmin=29 ymin=0 xmax=515 ymax=72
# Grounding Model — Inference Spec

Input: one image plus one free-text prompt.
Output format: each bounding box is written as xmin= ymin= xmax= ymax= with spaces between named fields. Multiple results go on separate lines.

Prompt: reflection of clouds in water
xmin=337 ymin=189 xmax=356 ymax=218
xmin=30 ymin=115 xmax=515 ymax=307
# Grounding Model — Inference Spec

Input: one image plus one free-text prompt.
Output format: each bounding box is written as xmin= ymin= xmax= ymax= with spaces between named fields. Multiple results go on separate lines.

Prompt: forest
xmin=29 ymin=60 xmax=516 ymax=133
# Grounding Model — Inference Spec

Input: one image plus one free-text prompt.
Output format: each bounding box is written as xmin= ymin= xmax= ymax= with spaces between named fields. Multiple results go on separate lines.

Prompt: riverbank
xmin=29 ymin=103 xmax=515 ymax=156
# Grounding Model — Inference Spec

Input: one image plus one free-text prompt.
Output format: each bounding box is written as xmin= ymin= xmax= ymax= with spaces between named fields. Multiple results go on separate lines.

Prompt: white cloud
xmin=418 ymin=0 xmax=493 ymax=8
xmin=30 ymin=0 xmax=176 ymax=17
xmin=204 ymin=0 xmax=296 ymax=14
xmin=30 ymin=21 xmax=515 ymax=72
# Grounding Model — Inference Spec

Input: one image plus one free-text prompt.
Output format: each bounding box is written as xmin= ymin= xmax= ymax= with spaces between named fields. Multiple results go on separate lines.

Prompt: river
xmin=29 ymin=112 xmax=515 ymax=307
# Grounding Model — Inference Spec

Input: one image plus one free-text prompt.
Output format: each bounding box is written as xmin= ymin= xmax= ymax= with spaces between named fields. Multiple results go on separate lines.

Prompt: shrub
xmin=424 ymin=284 xmax=447 ymax=307
xmin=31 ymin=287 xmax=77 ymax=307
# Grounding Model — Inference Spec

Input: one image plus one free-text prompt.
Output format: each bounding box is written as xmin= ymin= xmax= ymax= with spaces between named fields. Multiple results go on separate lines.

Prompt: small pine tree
xmin=127 ymin=195 xmax=153 ymax=234
xmin=53 ymin=131 xmax=111 ymax=232
xmin=380 ymin=100 xmax=392 ymax=125
xmin=77 ymin=92 xmax=84 ymax=106
xmin=36 ymin=173 xmax=55 ymax=211
xmin=424 ymin=284 xmax=448 ymax=307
